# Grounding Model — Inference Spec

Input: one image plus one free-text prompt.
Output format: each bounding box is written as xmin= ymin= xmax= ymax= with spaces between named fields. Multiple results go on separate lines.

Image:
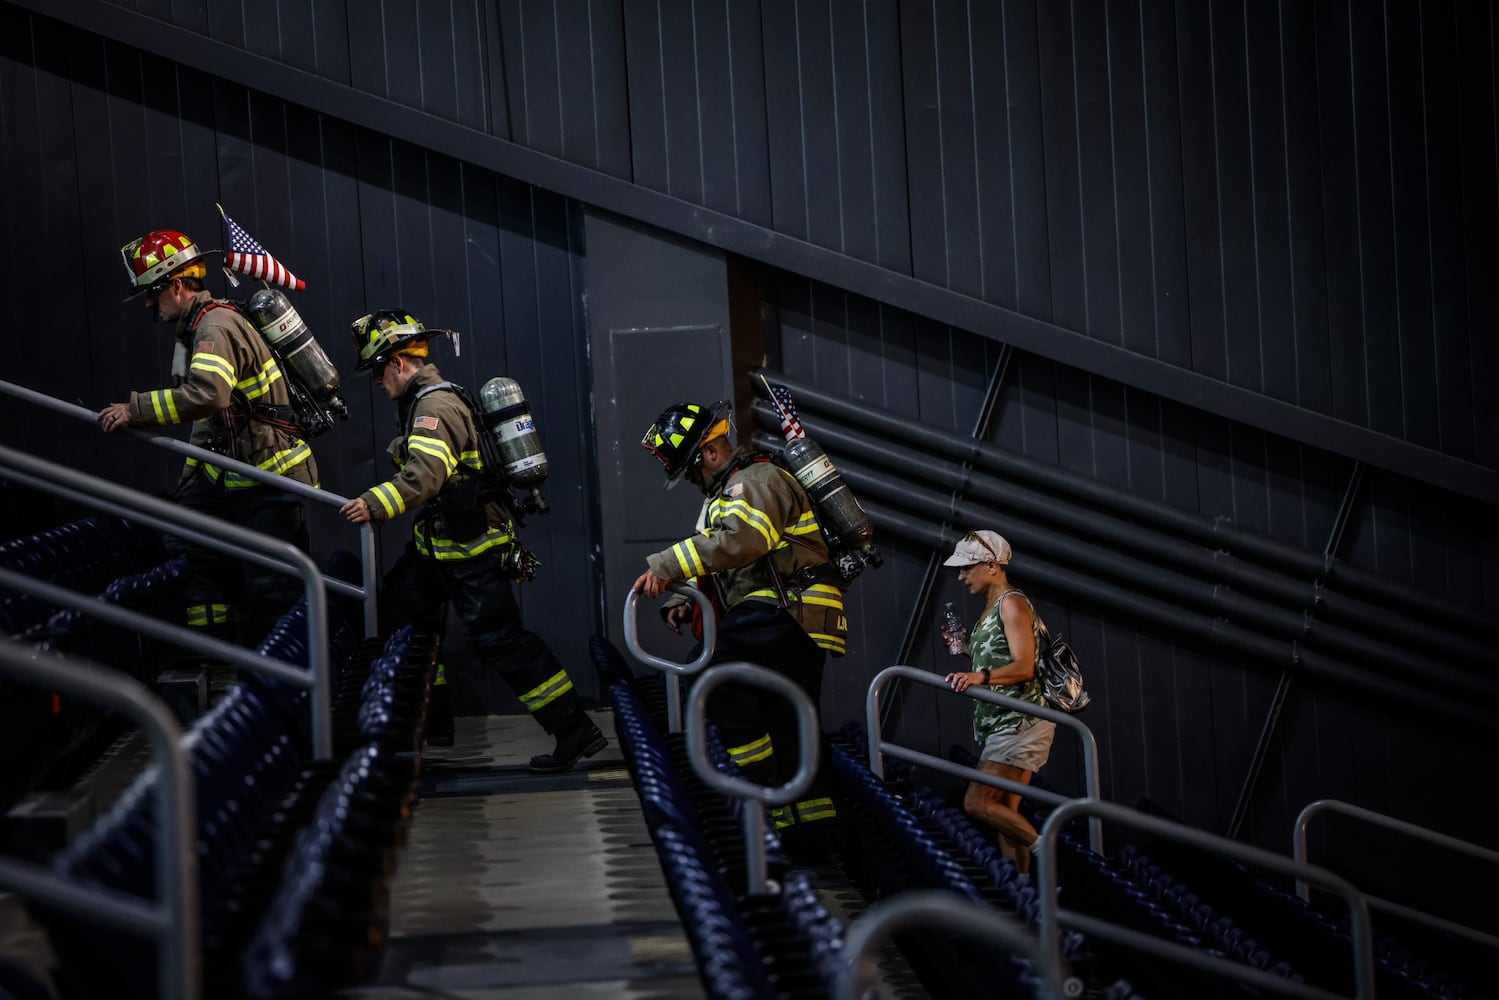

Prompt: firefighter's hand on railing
xmin=340 ymin=497 xmax=373 ymax=524
xmin=97 ymin=402 xmax=132 ymax=433
xmin=662 ymin=602 xmax=693 ymax=635
xmin=632 ymin=569 xmax=670 ymax=599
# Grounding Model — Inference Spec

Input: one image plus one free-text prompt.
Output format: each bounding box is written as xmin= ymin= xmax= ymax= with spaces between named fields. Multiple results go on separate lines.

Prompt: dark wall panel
xmin=0 ymin=22 xmax=600 ymax=708
xmin=73 ymin=0 xmax=1497 ymax=478
xmin=8 ymin=0 xmax=1498 ymax=881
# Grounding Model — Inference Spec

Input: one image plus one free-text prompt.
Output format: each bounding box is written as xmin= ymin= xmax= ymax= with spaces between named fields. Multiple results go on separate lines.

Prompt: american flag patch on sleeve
xmin=196 ymin=341 xmax=214 ymax=353
xmin=413 ymin=415 xmax=439 ymax=431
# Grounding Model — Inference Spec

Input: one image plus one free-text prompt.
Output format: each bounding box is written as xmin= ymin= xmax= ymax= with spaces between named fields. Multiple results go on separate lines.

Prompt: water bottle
xmin=940 ymin=601 xmax=968 ymax=655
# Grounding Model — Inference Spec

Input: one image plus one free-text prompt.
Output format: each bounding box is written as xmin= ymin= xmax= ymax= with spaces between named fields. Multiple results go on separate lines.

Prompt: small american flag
xmin=767 ymin=380 xmax=806 ymax=441
xmin=219 ymin=205 xmax=305 ymax=291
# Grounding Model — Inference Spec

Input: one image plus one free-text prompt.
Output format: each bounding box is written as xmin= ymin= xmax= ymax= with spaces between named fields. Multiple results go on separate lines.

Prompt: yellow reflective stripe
xmin=520 ymin=670 xmax=573 ymax=711
xmin=671 ymin=539 xmax=705 ymax=578
xmin=260 ymin=440 xmax=312 ymax=475
xmin=189 ymin=353 xmax=235 ymax=389
xmin=459 ymin=448 xmax=481 ymax=467
xmin=149 ymin=389 xmax=180 ymax=424
xmin=769 ymin=805 xmax=796 ymax=829
xmin=185 ymin=603 xmax=231 ymax=627
xmin=713 ymin=497 xmax=778 ymax=547
xmin=408 ymin=435 xmax=459 ymax=475
xmin=800 ymin=584 xmax=844 ymax=611
xmin=371 ymin=483 xmax=405 ymax=518
xmin=433 ymin=662 xmax=447 ymax=686
xmin=787 ymin=510 xmax=821 ymax=537
xmin=414 ymin=525 xmax=513 ymax=560
xmin=208 ymin=441 xmax=315 ymax=488
xmin=728 ymin=733 xmax=774 ymax=766
xmin=234 ymin=358 xmax=282 ymax=400
xmin=795 ymin=797 xmax=837 ymax=823
xmin=809 ymin=633 xmax=846 ymax=654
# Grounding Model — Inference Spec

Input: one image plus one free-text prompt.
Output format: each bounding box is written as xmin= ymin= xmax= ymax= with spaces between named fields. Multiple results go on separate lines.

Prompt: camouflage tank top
xmin=969 ymin=589 xmax=1045 ymax=742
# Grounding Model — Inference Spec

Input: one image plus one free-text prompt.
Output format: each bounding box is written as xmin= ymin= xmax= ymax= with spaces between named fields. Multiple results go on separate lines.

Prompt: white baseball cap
xmin=942 ymin=529 xmax=1012 ymax=567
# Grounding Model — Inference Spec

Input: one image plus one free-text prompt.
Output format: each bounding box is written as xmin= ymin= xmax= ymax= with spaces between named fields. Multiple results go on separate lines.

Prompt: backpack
xmin=192 ymin=300 xmax=347 ymax=440
xmin=1036 ymin=619 xmax=1090 ymax=713
xmin=1001 ymin=588 xmax=1090 ymax=713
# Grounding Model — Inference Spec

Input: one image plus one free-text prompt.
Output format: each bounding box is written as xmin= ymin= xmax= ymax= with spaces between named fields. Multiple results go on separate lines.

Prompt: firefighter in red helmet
xmin=98 ymin=228 xmax=319 ymax=646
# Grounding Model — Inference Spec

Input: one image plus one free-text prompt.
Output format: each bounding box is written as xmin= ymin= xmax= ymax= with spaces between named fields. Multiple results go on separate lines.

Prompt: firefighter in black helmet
xmin=341 ymin=309 xmax=605 ymax=771
xmin=634 ymin=399 xmax=847 ymax=860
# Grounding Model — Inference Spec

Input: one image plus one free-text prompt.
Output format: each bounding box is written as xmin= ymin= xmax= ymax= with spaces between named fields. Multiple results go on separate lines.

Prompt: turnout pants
xmin=381 ymin=543 xmax=588 ymax=736
xmin=699 ymin=600 xmax=839 ymax=836
xmin=165 ymin=477 xmax=310 ymax=647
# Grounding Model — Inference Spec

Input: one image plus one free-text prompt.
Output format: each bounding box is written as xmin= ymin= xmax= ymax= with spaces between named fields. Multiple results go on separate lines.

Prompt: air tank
xmin=480 ymin=376 xmax=549 ymax=513
xmin=246 ymin=288 xmax=343 ymax=404
xmin=781 ymin=434 xmax=881 ymax=567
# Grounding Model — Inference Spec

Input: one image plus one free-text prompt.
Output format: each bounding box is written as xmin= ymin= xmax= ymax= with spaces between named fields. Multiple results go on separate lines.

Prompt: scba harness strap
xmin=406 ymin=381 xmax=538 ymax=580
xmin=718 ymin=452 xmax=842 ymax=606
xmin=188 ymin=300 xmax=305 ymax=455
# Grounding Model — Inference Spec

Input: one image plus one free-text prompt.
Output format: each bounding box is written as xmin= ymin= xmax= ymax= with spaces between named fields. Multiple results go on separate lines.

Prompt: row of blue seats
xmin=606 ymin=668 xmax=774 ymax=997
xmin=593 ymin=636 xmax=845 ymax=998
xmin=827 ymin=739 xmax=1055 ymax=998
xmin=883 ymin=730 xmax=1490 ymax=998
xmin=905 ymin=783 xmax=1282 ymax=995
xmin=30 ymin=546 xmax=427 ymax=999
xmin=1133 ymin=833 xmax=1492 ymax=998
xmin=3 ymin=556 xmax=188 ymax=820
xmin=0 ymin=516 xmax=162 ymax=635
xmin=42 ymin=585 xmax=360 ymax=998
xmin=240 ymin=739 xmax=420 ymax=999
xmin=845 ymin=726 xmax=1305 ymax=996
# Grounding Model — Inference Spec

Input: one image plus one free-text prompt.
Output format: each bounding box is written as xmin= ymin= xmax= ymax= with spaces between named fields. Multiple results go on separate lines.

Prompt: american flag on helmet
xmin=218 ymin=204 xmax=305 ymax=291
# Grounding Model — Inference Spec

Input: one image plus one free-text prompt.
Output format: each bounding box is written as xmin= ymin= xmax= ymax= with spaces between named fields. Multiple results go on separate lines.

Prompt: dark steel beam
xmin=16 ymin=0 xmax=1499 ymax=506
xmin=1227 ymin=464 xmax=1368 ymax=840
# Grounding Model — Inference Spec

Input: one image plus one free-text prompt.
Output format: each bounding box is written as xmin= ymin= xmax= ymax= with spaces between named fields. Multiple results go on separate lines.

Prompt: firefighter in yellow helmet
xmin=98 ymin=228 xmax=318 ymax=646
xmin=340 ymin=310 xmax=605 ymax=770
xmin=633 ymin=400 xmax=848 ymax=861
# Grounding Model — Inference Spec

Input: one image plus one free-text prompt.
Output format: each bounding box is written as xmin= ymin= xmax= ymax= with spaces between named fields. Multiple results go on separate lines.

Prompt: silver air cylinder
xmin=781 ymin=434 xmax=881 ymax=565
xmin=246 ymin=288 xmax=342 ymax=402
xmin=480 ymin=376 xmax=549 ymax=512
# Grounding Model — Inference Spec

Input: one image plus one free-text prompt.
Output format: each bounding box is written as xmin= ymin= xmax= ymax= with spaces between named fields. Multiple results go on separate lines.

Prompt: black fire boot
xmin=529 ymin=716 xmax=607 ymax=773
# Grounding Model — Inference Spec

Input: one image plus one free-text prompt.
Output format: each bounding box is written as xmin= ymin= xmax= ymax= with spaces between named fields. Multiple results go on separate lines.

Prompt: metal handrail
xmin=865 ymin=665 xmax=1103 ymax=853
xmin=834 ymin=890 xmax=1060 ymax=1000
xmin=621 ymin=584 xmax=717 ymax=732
xmin=685 ymin=661 xmax=818 ymax=895
xmin=0 ymin=443 xmax=333 ymax=759
xmin=0 ymin=378 xmax=378 ymax=637
xmin=1038 ymin=799 xmax=1376 ymax=1000
xmin=1295 ymin=798 xmax=1499 ymax=950
xmin=0 ymin=638 xmax=199 ymax=1000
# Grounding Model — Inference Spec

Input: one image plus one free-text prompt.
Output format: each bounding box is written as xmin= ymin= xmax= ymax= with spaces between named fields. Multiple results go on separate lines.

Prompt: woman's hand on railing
xmin=945 ymin=670 xmax=983 ymax=693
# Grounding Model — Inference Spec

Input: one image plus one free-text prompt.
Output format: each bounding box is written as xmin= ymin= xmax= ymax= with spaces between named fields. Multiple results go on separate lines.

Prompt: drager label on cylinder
xmin=505 ymin=454 xmax=546 ymax=474
xmin=499 ymin=417 xmax=536 ymax=440
xmin=793 ymin=455 xmax=837 ymax=490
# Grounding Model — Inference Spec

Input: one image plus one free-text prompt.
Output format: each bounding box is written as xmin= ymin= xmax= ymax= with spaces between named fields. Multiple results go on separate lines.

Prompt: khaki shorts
xmin=980 ymin=718 xmax=1056 ymax=773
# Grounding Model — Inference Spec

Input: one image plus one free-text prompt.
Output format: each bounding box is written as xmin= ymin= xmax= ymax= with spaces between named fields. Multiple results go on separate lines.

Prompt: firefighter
xmin=633 ymin=400 xmax=847 ymax=859
xmin=99 ymin=228 xmax=318 ymax=646
xmin=340 ymin=309 xmax=605 ymax=771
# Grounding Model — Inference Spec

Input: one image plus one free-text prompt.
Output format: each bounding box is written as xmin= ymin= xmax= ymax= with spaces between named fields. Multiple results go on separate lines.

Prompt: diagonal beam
xmin=12 ymin=0 xmax=1498 ymax=506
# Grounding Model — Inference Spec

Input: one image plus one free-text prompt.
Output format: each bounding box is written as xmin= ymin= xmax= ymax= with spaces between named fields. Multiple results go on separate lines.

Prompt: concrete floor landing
xmin=346 ymin=712 xmax=705 ymax=999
